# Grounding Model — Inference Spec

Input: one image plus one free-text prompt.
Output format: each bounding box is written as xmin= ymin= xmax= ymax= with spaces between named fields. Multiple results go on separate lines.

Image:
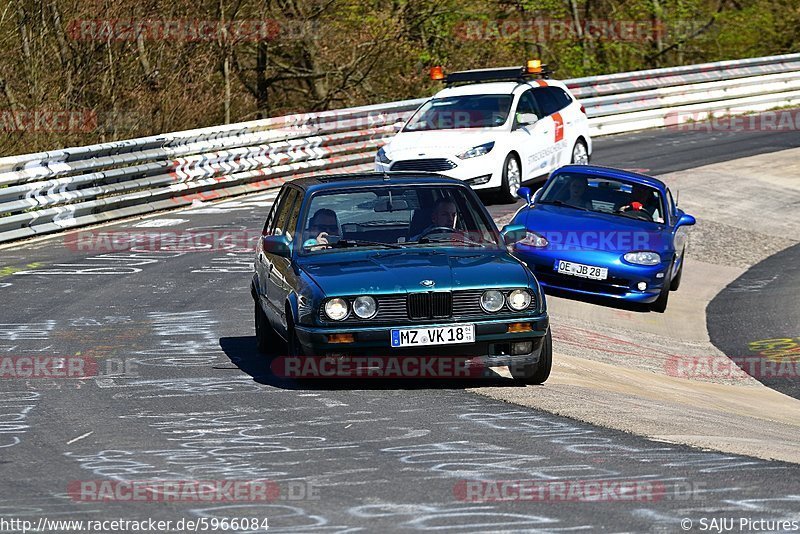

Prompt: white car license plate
xmin=556 ymin=260 xmax=608 ymax=280
xmin=391 ymin=324 xmax=475 ymax=348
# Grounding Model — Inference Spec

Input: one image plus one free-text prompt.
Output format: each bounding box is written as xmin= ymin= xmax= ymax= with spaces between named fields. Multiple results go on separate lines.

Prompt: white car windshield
xmin=404 ymin=95 xmax=513 ymax=131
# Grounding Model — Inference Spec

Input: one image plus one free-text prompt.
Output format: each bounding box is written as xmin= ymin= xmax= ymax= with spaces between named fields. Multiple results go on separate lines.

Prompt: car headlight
xmin=457 ymin=141 xmax=495 ymax=160
xmin=480 ymin=290 xmax=505 ymax=312
xmin=376 ymin=146 xmax=391 ymax=164
xmin=324 ymin=298 xmax=349 ymax=320
xmin=352 ymin=296 xmax=377 ymax=319
xmin=624 ymin=251 xmax=661 ymax=266
xmin=507 ymin=289 xmax=532 ymax=311
xmin=519 ymin=231 xmax=548 ymax=247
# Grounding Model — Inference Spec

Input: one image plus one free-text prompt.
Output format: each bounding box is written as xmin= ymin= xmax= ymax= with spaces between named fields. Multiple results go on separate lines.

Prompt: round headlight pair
xmin=480 ymin=289 xmax=531 ymax=312
xmin=324 ymin=296 xmax=377 ymax=320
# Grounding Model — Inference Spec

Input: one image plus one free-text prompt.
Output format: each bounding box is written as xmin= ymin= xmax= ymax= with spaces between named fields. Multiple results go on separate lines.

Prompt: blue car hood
xmin=297 ymin=249 xmax=529 ymax=296
xmin=521 ymin=204 xmax=669 ymax=253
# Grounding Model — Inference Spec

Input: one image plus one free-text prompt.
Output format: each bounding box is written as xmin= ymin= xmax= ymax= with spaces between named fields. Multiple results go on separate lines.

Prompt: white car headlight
xmin=457 ymin=141 xmax=495 ymax=160
xmin=352 ymin=296 xmax=377 ymax=319
xmin=624 ymin=251 xmax=661 ymax=266
xmin=519 ymin=231 xmax=548 ymax=247
xmin=507 ymin=289 xmax=532 ymax=311
xmin=481 ymin=290 xmax=505 ymax=312
xmin=376 ymin=147 xmax=391 ymax=165
xmin=324 ymin=298 xmax=349 ymax=320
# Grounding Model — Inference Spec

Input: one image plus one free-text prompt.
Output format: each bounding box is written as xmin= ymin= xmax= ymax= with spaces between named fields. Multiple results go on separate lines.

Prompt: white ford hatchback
xmin=376 ymin=62 xmax=592 ymax=203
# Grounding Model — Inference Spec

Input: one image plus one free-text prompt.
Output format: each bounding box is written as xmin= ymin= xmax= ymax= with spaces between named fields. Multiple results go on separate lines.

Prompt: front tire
xmin=254 ymin=301 xmax=276 ymax=354
xmin=509 ymin=328 xmax=552 ymax=384
xmin=670 ymin=250 xmax=685 ymax=291
xmin=571 ymin=139 xmax=589 ymax=165
xmin=498 ymin=153 xmax=522 ymax=204
xmin=650 ymin=260 xmax=673 ymax=313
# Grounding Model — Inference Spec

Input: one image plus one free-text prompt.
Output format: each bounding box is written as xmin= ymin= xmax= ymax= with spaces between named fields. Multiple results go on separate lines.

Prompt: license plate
xmin=556 ymin=260 xmax=608 ymax=280
xmin=391 ymin=324 xmax=475 ymax=348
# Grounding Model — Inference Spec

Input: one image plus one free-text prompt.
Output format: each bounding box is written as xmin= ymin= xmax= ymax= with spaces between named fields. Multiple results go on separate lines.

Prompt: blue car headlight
xmin=457 ymin=141 xmax=495 ymax=160
xmin=519 ymin=231 xmax=548 ymax=248
xmin=624 ymin=251 xmax=661 ymax=266
xmin=376 ymin=146 xmax=391 ymax=165
xmin=481 ymin=290 xmax=505 ymax=312
xmin=352 ymin=296 xmax=377 ymax=319
xmin=507 ymin=289 xmax=532 ymax=311
xmin=324 ymin=298 xmax=349 ymax=320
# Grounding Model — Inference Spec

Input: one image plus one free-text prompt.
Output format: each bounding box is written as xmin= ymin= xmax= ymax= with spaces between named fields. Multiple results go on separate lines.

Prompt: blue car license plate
xmin=391 ymin=324 xmax=475 ymax=348
xmin=556 ymin=260 xmax=608 ymax=280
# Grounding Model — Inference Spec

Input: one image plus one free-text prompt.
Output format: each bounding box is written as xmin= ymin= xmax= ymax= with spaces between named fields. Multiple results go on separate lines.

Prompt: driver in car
xmin=616 ymin=184 xmax=663 ymax=222
xmin=303 ymin=208 xmax=340 ymax=249
xmin=411 ymin=198 xmax=460 ymax=242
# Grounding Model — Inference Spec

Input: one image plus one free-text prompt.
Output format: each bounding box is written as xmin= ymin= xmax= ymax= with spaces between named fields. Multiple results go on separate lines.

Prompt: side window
xmin=516 ymin=90 xmax=539 ymax=116
xmin=263 ymin=188 xmax=286 ymax=234
xmin=534 ymin=87 xmax=570 ymax=117
xmin=667 ymin=189 xmax=677 ymax=224
xmin=284 ymin=189 xmax=303 ymax=242
xmin=271 ymin=188 xmax=299 ymax=237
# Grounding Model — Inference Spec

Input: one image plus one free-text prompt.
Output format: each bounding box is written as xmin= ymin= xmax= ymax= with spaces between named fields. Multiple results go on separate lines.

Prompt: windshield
xmin=538 ymin=173 xmax=665 ymax=224
xmin=403 ymin=95 xmax=513 ymax=131
xmin=300 ymin=185 xmax=501 ymax=253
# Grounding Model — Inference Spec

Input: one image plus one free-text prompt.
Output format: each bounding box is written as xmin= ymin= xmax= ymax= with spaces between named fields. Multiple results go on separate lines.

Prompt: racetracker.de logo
xmin=66 ymin=19 xmax=314 ymax=42
xmin=452 ymin=19 xmax=704 ymax=42
xmin=67 ymin=480 xmax=320 ymax=502
xmin=453 ymin=479 xmax=667 ymax=502
xmin=0 ymin=356 xmax=98 ymax=379
xmin=665 ymin=110 xmax=800 ymax=132
xmin=665 ymin=355 xmax=800 ymax=380
xmin=271 ymin=356 xmax=488 ymax=379
xmin=64 ymin=230 xmax=261 ymax=253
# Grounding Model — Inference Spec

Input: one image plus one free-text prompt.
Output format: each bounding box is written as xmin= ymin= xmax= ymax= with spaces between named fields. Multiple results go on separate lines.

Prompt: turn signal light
xmin=430 ymin=66 xmax=445 ymax=81
xmin=507 ymin=322 xmax=533 ymax=333
xmin=327 ymin=333 xmax=355 ymax=344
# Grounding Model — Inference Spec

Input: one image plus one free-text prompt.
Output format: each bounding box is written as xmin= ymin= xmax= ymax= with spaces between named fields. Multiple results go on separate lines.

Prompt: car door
xmin=256 ymin=187 xmax=287 ymax=305
xmin=510 ymin=88 xmax=553 ymax=180
xmin=258 ymin=187 xmax=298 ymax=323
xmin=266 ymin=187 xmax=302 ymax=328
xmin=532 ymin=86 xmax=572 ymax=170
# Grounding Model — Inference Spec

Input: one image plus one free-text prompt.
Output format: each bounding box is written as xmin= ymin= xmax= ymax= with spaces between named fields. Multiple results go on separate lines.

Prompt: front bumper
xmin=514 ymin=245 xmax=669 ymax=303
xmin=376 ymin=156 xmax=502 ymax=190
xmin=294 ymin=315 xmax=549 ymax=367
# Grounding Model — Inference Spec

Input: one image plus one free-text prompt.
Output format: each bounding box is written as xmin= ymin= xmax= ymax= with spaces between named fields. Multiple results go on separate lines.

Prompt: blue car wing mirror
xmin=500 ymin=224 xmax=527 ymax=245
xmin=676 ymin=213 xmax=696 ymax=227
xmin=517 ymin=186 xmax=532 ymax=204
xmin=262 ymin=234 xmax=291 ymax=257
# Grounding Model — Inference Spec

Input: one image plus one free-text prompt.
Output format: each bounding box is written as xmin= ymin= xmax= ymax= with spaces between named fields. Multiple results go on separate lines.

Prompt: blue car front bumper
xmin=294 ymin=314 xmax=550 ymax=367
xmin=514 ymin=245 xmax=670 ymax=303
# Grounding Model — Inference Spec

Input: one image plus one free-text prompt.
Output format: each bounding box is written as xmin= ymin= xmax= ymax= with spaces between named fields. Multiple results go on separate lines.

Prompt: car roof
xmin=433 ymin=78 xmax=569 ymax=98
xmin=552 ymin=165 xmax=668 ymax=191
xmin=288 ymin=172 xmax=469 ymax=194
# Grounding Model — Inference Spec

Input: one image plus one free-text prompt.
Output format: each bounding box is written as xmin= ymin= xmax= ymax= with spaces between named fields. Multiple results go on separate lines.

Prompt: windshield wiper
xmin=332 ymin=239 xmax=406 ymax=249
xmin=540 ymin=199 xmax=589 ymax=211
xmin=407 ymin=237 xmax=489 ymax=247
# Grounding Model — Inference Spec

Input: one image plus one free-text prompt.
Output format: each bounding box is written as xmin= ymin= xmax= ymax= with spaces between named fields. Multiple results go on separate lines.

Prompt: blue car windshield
xmin=404 ymin=95 xmax=513 ymax=131
xmin=301 ymin=185 xmax=501 ymax=253
xmin=537 ymin=173 xmax=665 ymax=224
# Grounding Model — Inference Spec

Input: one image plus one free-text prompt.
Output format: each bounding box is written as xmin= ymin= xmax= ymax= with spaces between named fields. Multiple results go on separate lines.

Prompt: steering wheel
xmin=417 ymin=226 xmax=461 ymax=239
xmin=616 ymin=205 xmax=654 ymax=222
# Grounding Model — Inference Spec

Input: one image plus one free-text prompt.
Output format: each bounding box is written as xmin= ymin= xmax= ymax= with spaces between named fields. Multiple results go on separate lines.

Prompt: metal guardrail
xmin=1 ymin=53 xmax=799 ymax=244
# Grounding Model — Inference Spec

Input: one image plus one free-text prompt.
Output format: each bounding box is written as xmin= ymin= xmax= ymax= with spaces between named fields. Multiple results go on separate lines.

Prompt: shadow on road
xmin=543 ymin=287 xmax=655 ymax=313
xmin=219 ymin=336 xmax=524 ymax=390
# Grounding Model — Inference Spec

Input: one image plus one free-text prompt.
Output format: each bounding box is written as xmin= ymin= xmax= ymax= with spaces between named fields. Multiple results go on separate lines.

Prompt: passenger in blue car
xmin=564 ymin=176 xmax=593 ymax=210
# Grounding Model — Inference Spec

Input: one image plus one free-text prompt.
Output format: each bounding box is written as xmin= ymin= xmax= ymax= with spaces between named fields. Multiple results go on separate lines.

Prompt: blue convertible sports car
xmin=251 ymin=173 xmax=552 ymax=383
xmin=507 ymin=165 xmax=696 ymax=312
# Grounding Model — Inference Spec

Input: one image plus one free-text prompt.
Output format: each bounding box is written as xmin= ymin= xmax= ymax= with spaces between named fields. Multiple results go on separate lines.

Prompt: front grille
xmin=408 ymin=292 xmax=452 ymax=319
xmin=391 ymin=158 xmax=457 ymax=172
xmin=319 ymin=289 xmax=536 ymax=325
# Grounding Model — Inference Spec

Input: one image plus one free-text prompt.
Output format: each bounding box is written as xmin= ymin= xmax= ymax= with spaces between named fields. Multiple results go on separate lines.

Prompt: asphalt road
xmin=2 ymin=120 xmax=800 ymax=533
xmin=707 ymin=242 xmax=800 ymax=400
